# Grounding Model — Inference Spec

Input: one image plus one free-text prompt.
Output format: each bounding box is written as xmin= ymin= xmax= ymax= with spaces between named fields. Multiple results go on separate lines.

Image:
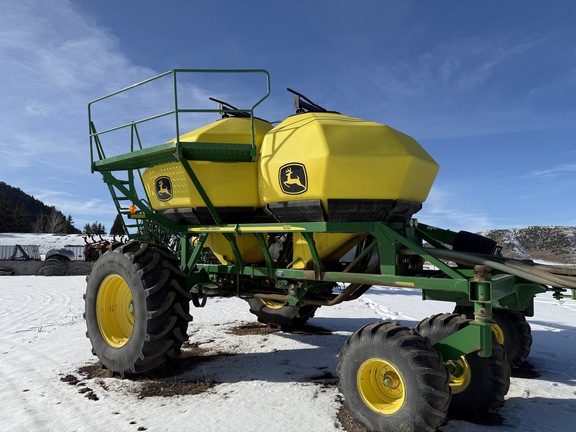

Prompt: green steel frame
xmin=89 ymin=69 xmax=574 ymax=363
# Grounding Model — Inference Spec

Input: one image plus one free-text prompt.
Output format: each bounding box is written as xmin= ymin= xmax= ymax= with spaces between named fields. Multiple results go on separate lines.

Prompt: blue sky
xmin=1 ymin=0 xmax=576 ymax=232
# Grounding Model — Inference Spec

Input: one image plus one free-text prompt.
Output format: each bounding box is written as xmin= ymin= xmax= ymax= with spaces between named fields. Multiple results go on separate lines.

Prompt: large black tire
xmin=454 ymin=305 xmax=532 ymax=369
xmin=247 ymin=297 xmax=318 ymax=329
xmin=415 ymin=313 xmax=510 ymax=420
xmin=36 ymin=259 xmax=66 ymax=276
xmin=84 ymin=241 xmax=192 ymax=375
xmin=338 ymin=322 xmax=451 ymax=432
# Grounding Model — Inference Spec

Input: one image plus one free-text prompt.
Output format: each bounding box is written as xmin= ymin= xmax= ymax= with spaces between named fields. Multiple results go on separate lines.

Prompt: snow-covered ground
xmin=1 ymin=275 xmax=575 ymax=432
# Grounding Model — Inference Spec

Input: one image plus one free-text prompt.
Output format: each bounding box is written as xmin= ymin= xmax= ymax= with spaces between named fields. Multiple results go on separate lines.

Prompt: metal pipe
xmin=420 ymin=248 xmax=576 ymax=289
xmin=253 ymin=280 xmax=372 ymax=307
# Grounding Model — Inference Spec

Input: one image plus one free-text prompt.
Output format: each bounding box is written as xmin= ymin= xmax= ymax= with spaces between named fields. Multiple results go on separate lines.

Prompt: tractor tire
xmin=36 ymin=259 xmax=66 ymax=276
xmin=454 ymin=305 xmax=532 ymax=369
xmin=84 ymin=241 xmax=192 ymax=375
xmin=247 ymin=297 xmax=318 ymax=329
xmin=338 ymin=322 xmax=451 ymax=432
xmin=415 ymin=313 xmax=510 ymax=420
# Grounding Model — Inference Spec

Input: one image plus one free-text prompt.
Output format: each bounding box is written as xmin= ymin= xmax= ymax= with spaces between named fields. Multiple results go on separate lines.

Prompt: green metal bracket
xmin=433 ymin=322 xmax=493 ymax=361
xmin=253 ymin=233 xmax=275 ymax=276
xmin=372 ymin=223 xmax=398 ymax=276
xmin=184 ymin=233 xmax=207 ymax=271
xmin=222 ymin=233 xmax=245 ymax=273
xmin=178 ymin=159 xmax=221 ymax=225
xmin=374 ymin=222 xmax=466 ymax=280
xmin=416 ymin=223 xmax=458 ymax=247
xmin=302 ymin=232 xmax=323 ymax=279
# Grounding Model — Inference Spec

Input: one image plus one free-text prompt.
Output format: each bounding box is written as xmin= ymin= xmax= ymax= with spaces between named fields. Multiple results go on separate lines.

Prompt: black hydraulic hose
xmin=423 ymin=248 xmax=576 ymax=290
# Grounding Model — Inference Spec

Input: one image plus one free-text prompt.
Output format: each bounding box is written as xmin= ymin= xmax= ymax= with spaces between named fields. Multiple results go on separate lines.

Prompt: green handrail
xmin=88 ymin=69 xmax=271 ymax=167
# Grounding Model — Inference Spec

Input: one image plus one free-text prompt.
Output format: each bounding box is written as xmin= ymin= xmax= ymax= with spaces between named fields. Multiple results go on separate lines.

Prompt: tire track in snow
xmin=0 ymin=281 xmax=81 ymax=342
xmin=358 ymin=297 xmax=418 ymax=322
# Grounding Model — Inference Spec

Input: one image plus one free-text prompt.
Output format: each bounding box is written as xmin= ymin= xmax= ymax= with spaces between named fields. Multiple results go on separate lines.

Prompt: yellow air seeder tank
xmin=142 ymin=117 xmax=273 ymax=265
xmin=258 ymin=112 xmax=439 ymax=269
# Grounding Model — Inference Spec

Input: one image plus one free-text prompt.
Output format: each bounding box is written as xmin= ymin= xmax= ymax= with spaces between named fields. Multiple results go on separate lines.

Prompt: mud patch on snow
xmin=337 ymin=403 xmax=368 ymax=432
xmin=60 ymin=372 xmax=101 ymax=401
xmin=227 ymin=322 xmax=279 ymax=336
xmin=227 ymin=322 xmax=332 ymax=336
xmin=69 ymin=343 xmax=237 ymax=400
xmin=78 ymin=362 xmax=113 ymax=379
xmin=453 ymin=411 xmax=505 ymax=427
xmin=308 ymin=369 xmax=339 ymax=386
xmin=511 ymin=359 xmax=541 ymax=379
xmin=136 ymin=378 xmax=217 ymax=398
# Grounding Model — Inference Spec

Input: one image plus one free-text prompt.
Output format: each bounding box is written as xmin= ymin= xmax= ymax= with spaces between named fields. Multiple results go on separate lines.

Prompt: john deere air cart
xmin=86 ymin=70 xmax=576 ymax=431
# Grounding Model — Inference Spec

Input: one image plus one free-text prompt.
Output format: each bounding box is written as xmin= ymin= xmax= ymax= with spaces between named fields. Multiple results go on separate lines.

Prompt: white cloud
xmin=528 ymin=163 xmax=576 ymax=178
xmin=0 ymin=0 xmax=156 ymax=230
xmin=417 ymin=186 xmax=494 ymax=232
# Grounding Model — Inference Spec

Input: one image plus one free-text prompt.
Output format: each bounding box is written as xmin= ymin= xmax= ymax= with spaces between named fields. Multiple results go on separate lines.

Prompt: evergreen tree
xmin=12 ymin=205 xmax=28 ymax=232
xmin=63 ymin=215 xmax=80 ymax=234
xmin=0 ymin=196 xmax=13 ymax=232
xmin=84 ymin=221 xmax=106 ymax=235
xmin=110 ymin=214 xmax=126 ymax=236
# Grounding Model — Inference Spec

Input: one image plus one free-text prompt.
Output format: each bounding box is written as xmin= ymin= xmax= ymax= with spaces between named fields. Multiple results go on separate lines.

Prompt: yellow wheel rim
xmin=492 ymin=323 xmax=505 ymax=345
xmin=96 ymin=274 xmax=134 ymax=348
xmin=357 ymin=358 xmax=406 ymax=414
xmin=260 ymin=298 xmax=287 ymax=310
xmin=447 ymin=356 xmax=471 ymax=394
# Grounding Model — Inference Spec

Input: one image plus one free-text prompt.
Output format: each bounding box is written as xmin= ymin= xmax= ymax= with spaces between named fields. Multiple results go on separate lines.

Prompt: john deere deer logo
xmin=279 ymin=163 xmax=307 ymax=195
xmin=155 ymin=177 xmax=173 ymax=201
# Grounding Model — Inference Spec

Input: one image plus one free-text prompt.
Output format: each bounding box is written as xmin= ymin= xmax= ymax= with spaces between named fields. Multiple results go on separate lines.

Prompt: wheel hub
xmin=357 ymin=358 xmax=405 ymax=414
xmin=96 ymin=274 xmax=134 ymax=348
xmin=446 ymin=356 xmax=471 ymax=394
xmin=260 ymin=298 xmax=287 ymax=310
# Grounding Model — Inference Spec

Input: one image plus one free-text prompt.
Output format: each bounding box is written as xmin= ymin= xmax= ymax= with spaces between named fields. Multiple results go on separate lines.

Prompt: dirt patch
xmin=69 ymin=344 xmax=236 ymax=400
xmin=337 ymin=404 xmax=368 ymax=432
xmin=138 ymin=344 xmax=236 ymax=379
xmin=60 ymin=372 xmax=101 ymax=401
xmin=309 ymin=370 xmax=339 ymax=386
xmin=76 ymin=343 xmax=235 ymax=381
xmin=511 ymin=359 xmax=540 ymax=379
xmin=227 ymin=322 xmax=280 ymax=336
xmin=228 ymin=322 xmax=332 ymax=336
xmin=60 ymin=374 xmax=81 ymax=385
xmin=137 ymin=378 xmax=217 ymax=398
xmin=453 ymin=411 xmax=505 ymax=427
xmin=78 ymin=362 xmax=113 ymax=379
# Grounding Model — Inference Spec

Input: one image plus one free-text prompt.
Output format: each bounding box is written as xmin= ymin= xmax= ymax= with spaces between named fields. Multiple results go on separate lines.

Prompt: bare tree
xmin=33 ymin=207 xmax=67 ymax=233
xmin=32 ymin=214 xmax=47 ymax=233
xmin=46 ymin=207 xmax=66 ymax=233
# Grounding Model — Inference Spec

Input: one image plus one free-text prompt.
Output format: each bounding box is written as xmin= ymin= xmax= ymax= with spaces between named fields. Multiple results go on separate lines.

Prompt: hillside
xmin=0 ymin=181 xmax=79 ymax=233
xmin=481 ymin=226 xmax=576 ymax=264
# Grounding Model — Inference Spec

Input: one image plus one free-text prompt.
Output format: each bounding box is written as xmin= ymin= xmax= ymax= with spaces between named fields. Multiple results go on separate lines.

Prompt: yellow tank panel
xmin=143 ymin=117 xmax=272 ymax=211
xmin=292 ymin=232 xmax=367 ymax=270
xmin=205 ymin=233 xmax=265 ymax=265
xmin=176 ymin=116 xmax=272 ymax=145
xmin=259 ymin=113 xmax=439 ymax=210
xmin=143 ymin=160 xmax=260 ymax=209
